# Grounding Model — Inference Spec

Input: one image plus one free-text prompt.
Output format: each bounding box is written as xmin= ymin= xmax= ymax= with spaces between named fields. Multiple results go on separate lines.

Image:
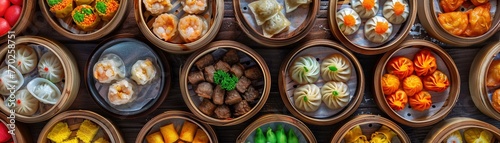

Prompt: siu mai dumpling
xmin=351 ymin=0 xmax=379 ymax=18
xmin=445 ymin=131 xmax=463 ymax=143
xmin=336 ymin=8 xmax=362 ymax=36
xmin=153 ymin=13 xmax=178 ymax=42
xmin=370 ymin=125 xmax=397 ymax=143
xmin=11 ymin=45 xmax=38 ymax=74
xmin=108 ymin=79 xmax=136 ymax=105
xmin=320 ymin=53 xmax=352 ymax=82
xmin=409 ymin=91 xmax=432 ymax=111
xmin=464 ymin=3 xmax=492 ymax=37
xmin=423 ymin=70 xmax=450 ymax=92
xmin=0 ymin=65 xmax=24 ymax=95
xmin=438 ymin=12 xmax=468 ymax=36
xmin=492 ymin=89 xmax=500 ymax=113
xmin=383 ymin=0 xmax=410 ymax=24
xmin=464 ymin=128 xmax=493 ymax=143
xmin=182 ymin=0 xmax=207 ymax=14
xmin=381 ymin=74 xmax=400 ymax=95
xmin=248 ymin=0 xmax=282 ymax=26
xmin=344 ymin=125 xmax=369 ymax=143
xmin=321 ymin=81 xmax=350 ymax=110
xmin=386 ymin=56 xmax=414 ymax=80
xmin=143 ymin=0 xmax=173 ymax=15
xmin=402 ymin=75 xmax=423 ymax=96
xmin=471 ymin=0 xmax=489 ymax=6
xmin=93 ymin=54 xmax=126 ymax=83
xmin=179 ymin=15 xmax=208 ymax=43
xmin=289 ymin=56 xmax=320 ymax=84
xmin=386 ymin=89 xmax=407 ymax=111
xmin=4 ymin=89 xmax=39 ymax=116
xmin=285 ymin=0 xmax=311 ymax=13
xmin=39 ymin=52 xmax=65 ymax=83
xmin=413 ymin=49 xmax=437 ymax=77
xmin=487 ymin=60 xmax=500 ymax=87
xmin=440 ymin=0 xmax=465 ymax=12
xmin=263 ymin=12 xmax=291 ymax=38
xmin=293 ymin=84 xmax=321 ymax=112
xmin=364 ymin=16 xmax=393 ymax=43
xmin=131 ymin=59 xmax=157 ymax=85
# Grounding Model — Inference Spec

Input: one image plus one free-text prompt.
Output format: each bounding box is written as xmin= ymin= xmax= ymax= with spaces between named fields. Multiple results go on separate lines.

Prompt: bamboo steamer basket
xmin=373 ymin=39 xmax=460 ymax=127
xmin=330 ymin=115 xmax=411 ymax=143
xmin=236 ymin=114 xmax=317 ymax=143
xmin=39 ymin=0 xmax=130 ymax=41
xmin=417 ymin=0 xmax=500 ymax=46
xmin=0 ymin=0 xmax=35 ymax=44
xmin=134 ymin=0 xmax=224 ymax=54
xmin=233 ymin=0 xmax=319 ymax=47
xmin=329 ymin=0 xmax=418 ymax=55
xmin=135 ymin=111 xmax=218 ymax=143
xmin=469 ymin=41 xmax=500 ymax=120
xmin=37 ymin=110 xmax=124 ymax=143
xmin=0 ymin=112 xmax=31 ymax=143
xmin=278 ymin=39 xmax=365 ymax=125
xmin=180 ymin=40 xmax=271 ymax=126
xmin=0 ymin=36 xmax=80 ymax=123
xmin=424 ymin=117 xmax=500 ymax=142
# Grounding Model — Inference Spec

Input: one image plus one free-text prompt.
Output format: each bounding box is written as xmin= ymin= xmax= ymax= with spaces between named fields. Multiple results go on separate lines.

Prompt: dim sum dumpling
xmin=409 ymin=91 xmax=432 ymax=111
xmin=263 ymin=12 xmax=291 ymax=38
xmin=179 ymin=15 xmax=208 ymax=43
xmin=351 ymin=0 xmax=379 ymax=18
xmin=285 ymin=0 xmax=312 ymax=13
xmin=4 ymin=89 xmax=39 ymax=116
xmin=321 ymin=81 xmax=350 ymax=110
xmin=293 ymin=84 xmax=321 ymax=112
xmin=445 ymin=131 xmax=463 ymax=143
xmin=108 ymin=79 xmax=136 ymax=105
xmin=437 ymin=12 xmax=468 ymax=36
xmin=464 ymin=128 xmax=493 ymax=143
xmin=487 ymin=60 xmax=500 ymax=87
xmin=248 ymin=0 xmax=282 ymax=26
xmin=289 ymin=56 xmax=320 ymax=84
xmin=370 ymin=125 xmax=397 ymax=143
xmin=131 ymin=59 xmax=157 ymax=85
xmin=0 ymin=65 xmax=24 ymax=95
xmin=336 ymin=8 xmax=362 ymax=35
xmin=381 ymin=74 xmax=400 ymax=95
xmin=464 ymin=3 xmax=492 ymax=37
xmin=386 ymin=89 xmax=407 ymax=111
xmin=143 ymin=0 xmax=173 ymax=15
xmin=402 ymin=75 xmax=423 ymax=96
xmin=383 ymin=0 xmax=409 ymax=24
xmin=38 ymin=52 xmax=64 ymax=83
xmin=321 ymin=53 xmax=352 ymax=82
xmin=386 ymin=56 xmax=414 ymax=79
xmin=423 ymin=70 xmax=450 ymax=93
xmin=344 ymin=125 xmax=369 ymax=143
xmin=492 ymin=89 xmax=500 ymax=113
xmin=93 ymin=54 xmax=126 ymax=83
xmin=9 ymin=45 xmax=38 ymax=74
xmin=365 ymin=16 xmax=393 ymax=43
xmin=413 ymin=49 xmax=437 ymax=77
xmin=27 ymin=78 xmax=62 ymax=104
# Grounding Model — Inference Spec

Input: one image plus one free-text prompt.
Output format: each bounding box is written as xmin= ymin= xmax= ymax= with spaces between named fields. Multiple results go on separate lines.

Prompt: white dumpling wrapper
xmin=263 ymin=12 xmax=291 ymax=38
xmin=0 ymin=65 xmax=24 ymax=95
xmin=27 ymin=78 xmax=61 ymax=104
xmin=285 ymin=0 xmax=312 ymax=13
xmin=143 ymin=0 xmax=173 ymax=15
xmin=294 ymin=84 xmax=322 ymax=112
xmin=383 ymin=0 xmax=409 ymax=24
xmin=131 ymin=59 xmax=157 ymax=85
xmin=93 ymin=54 xmax=126 ymax=84
xmin=289 ymin=56 xmax=320 ymax=84
xmin=5 ymin=89 xmax=39 ymax=116
xmin=321 ymin=81 xmax=350 ymax=110
xmin=351 ymin=0 xmax=379 ymax=18
xmin=321 ymin=53 xmax=352 ymax=82
xmin=336 ymin=8 xmax=362 ymax=35
xmin=9 ymin=45 xmax=38 ymax=74
xmin=364 ymin=16 xmax=393 ymax=43
xmin=38 ymin=52 xmax=64 ymax=83
xmin=248 ymin=0 xmax=282 ymax=26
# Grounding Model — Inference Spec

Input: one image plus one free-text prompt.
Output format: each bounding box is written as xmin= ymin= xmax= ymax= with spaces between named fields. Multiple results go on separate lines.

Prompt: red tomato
xmin=8 ymin=0 xmax=21 ymax=6
xmin=0 ymin=0 xmax=9 ymax=17
xmin=0 ymin=18 xmax=9 ymax=35
xmin=4 ymin=5 xmax=20 ymax=26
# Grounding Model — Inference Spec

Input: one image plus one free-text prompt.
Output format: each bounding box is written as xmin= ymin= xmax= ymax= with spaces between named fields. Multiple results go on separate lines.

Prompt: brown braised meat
xmin=195 ymin=54 xmax=214 ymax=70
xmin=236 ymin=76 xmax=251 ymax=93
xmin=244 ymin=66 xmax=263 ymax=80
xmin=243 ymin=86 xmax=259 ymax=102
xmin=214 ymin=105 xmax=231 ymax=119
xmin=195 ymin=82 xmax=213 ymax=99
xmin=215 ymin=61 xmax=231 ymax=72
xmin=234 ymin=100 xmax=251 ymax=116
xmin=225 ymin=90 xmax=242 ymax=105
xmin=199 ymin=99 xmax=216 ymax=116
xmin=204 ymin=65 xmax=216 ymax=83
xmin=222 ymin=49 xmax=239 ymax=65
xmin=230 ymin=64 xmax=244 ymax=78
xmin=213 ymin=85 xmax=225 ymax=105
xmin=188 ymin=71 xmax=205 ymax=85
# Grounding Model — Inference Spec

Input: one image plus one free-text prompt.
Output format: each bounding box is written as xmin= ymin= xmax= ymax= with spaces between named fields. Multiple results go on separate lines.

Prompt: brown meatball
xmin=195 ymin=82 xmax=213 ymax=99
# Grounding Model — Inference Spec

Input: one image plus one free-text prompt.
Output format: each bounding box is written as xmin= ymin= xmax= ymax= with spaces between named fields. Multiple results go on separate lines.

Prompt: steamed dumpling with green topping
xmin=321 ymin=53 xmax=352 ymax=82
xmin=293 ymin=84 xmax=321 ymax=112
xmin=47 ymin=0 xmax=74 ymax=18
xmin=321 ymin=81 xmax=350 ymax=110
xmin=71 ymin=5 xmax=101 ymax=32
xmin=289 ymin=56 xmax=320 ymax=84
xmin=95 ymin=0 xmax=120 ymax=21
xmin=75 ymin=0 xmax=94 ymax=5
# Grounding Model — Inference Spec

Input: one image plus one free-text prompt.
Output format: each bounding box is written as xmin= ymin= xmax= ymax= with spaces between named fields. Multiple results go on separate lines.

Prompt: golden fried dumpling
xmin=386 ymin=56 xmax=414 ymax=80
xmin=471 ymin=0 xmax=489 ymax=6
xmin=381 ymin=74 xmax=400 ymax=95
xmin=370 ymin=125 xmax=397 ymax=143
xmin=409 ymin=91 xmax=432 ymax=111
xmin=402 ymin=75 xmax=423 ymax=96
xmin=486 ymin=60 xmax=500 ymax=87
xmin=464 ymin=128 xmax=493 ymax=143
xmin=464 ymin=3 xmax=492 ymax=37
xmin=423 ymin=70 xmax=450 ymax=93
xmin=344 ymin=125 xmax=369 ymax=143
xmin=386 ymin=89 xmax=407 ymax=111
xmin=445 ymin=130 xmax=463 ymax=143
xmin=491 ymin=89 xmax=500 ymax=113
xmin=248 ymin=0 xmax=282 ymax=26
xmin=438 ymin=12 xmax=468 ymax=36
xmin=413 ymin=49 xmax=437 ymax=77
xmin=439 ymin=0 xmax=465 ymax=12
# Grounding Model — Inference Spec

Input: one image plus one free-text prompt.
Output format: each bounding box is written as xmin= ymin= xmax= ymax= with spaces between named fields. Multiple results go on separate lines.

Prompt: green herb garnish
xmin=96 ymin=1 xmax=107 ymax=13
xmin=329 ymin=66 xmax=338 ymax=72
xmin=303 ymin=96 xmax=308 ymax=102
xmin=303 ymin=66 xmax=309 ymax=72
xmin=73 ymin=7 xmax=93 ymax=23
xmin=213 ymin=70 xmax=239 ymax=91
xmin=48 ymin=0 xmax=62 ymax=7
xmin=332 ymin=91 xmax=339 ymax=96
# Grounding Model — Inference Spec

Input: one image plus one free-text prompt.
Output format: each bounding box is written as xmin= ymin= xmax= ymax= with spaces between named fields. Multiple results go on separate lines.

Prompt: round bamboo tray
xmin=278 ymin=39 xmax=365 ymax=125
xmin=134 ymin=0 xmax=224 ymax=54
xmin=37 ymin=110 xmax=124 ymax=143
xmin=329 ymin=0 xmax=417 ymax=55
xmin=417 ymin=0 xmax=500 ymax=46
xmin=0 ymin=112 xmax=31 ymax=143
xmin=135 ymin=111 xmax=218 ymax=143
xmin=331 ymin=115 xmax=411 ymax=143
xmin=0 ymin=0 xmax=35 ymax=44
xmin=233 ymin=0 xmax=319 ymax=47
xmin=373 ymin=39 xmax=460 ymax=127
xmin=39 ymin=0 xmax=130 ymax=41
xmin=236 ymin=114 xmax=317 ymax=143
xmin=0 ymin=36 xmax=80 ymax=123
xmin=424 ymin=117 xmax=500 ymax=142
xmin=470 ymin=41 xmax=500 ymax=120
xmin=84 ymin=34 xmax=171 ymax=119
xmin=180 ymin=40 xmax=271 ymax=126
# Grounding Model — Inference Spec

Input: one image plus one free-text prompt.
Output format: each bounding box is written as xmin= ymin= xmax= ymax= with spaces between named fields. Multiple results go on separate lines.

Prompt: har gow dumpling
xmin=336 ymin=8 xmax=362 ymax=36
xmin=0 ymin=65 xmax=24 ymax=95
xmin=131 ymin=59 xmax=157 ymax=85
xmin=383 ymin=0 xmax=409 ymax=24
xmin=293 ymin=84 xmax=321 ymax=112
xmin=10 ymin=45 xmax=38 ymax=74
xmin=263 ymin=12 xmax=291 ymax=38
xmin=351 ymin=0 xmax=379 ymax=18
xmin=38 ymin=52 xmax=64 ymax=83
xmin=321 ymin=81 xmax=350 ymax=110
xmin=321 ymin=53 xmax=352 ymax=82
xmin=93 ymin=54 xmax=126 ymax=83
xmin=248 ymin=0 xmax=282 ymax=26
xmin=108 ymin=79 xmax=136 ymax=105
xmin=364 ymin=16 xmax=393 ymax=43
xmin=285 ymin=0 xmax=312 ymax=13
xmin=289 ymin=56 xmax=320 ymax=84
xmin=4 ymin=89 xmax=39 ymax=116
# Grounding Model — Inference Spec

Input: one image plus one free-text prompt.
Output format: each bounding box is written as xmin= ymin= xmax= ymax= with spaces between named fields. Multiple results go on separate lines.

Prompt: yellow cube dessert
xmin=93 ymin=137 xmax=110 ymax=143
xmin=179 ymin=121 xmax=198 ymax=142
xmin=193 ymin=129 xmax=209 ymax=143
xmin=61 ymin=138 xmax=79 ymax=143
xmin=160 ymin=124 xmax=179 ymax=143
xmin=76 ymin=120 xmax=100 ymax=143
xmin=47 ymin=122 xmax=72 ymax=142
xmin=146 ymin=131 xmax=165 ymax=143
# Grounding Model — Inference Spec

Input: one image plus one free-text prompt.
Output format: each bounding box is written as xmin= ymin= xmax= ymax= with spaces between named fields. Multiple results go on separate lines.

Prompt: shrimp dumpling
xmin=4 ymin=89 xmax=39 ymax=116
xmin=364 ymin=16 xmax=393 ymax=43
xmin=93 ymin=54 xmax=126 ymax=83
xmin=285 ymin=0 xmax=312 ymax=13
xmin=38 ymin=52 xmax=64 ymax=83
xmin=153 ymin=13 xmax=178 ymax=42
xmin=131 ymin=59 xmax=157 ymax=85
xmin=0 ymin=65 xmax=24 ymax=95
xmin=293 ymin=84 xmax=321 ymax=112
xmin=10 ymin=45 xmax=38 ymax=74
xmin=383 ymin=0 xmax=409 ymax=24
xmin=289 ymin=56 xmax=320 ymax=84
xmin=321 ymin=81 xmax=350 ymax=110
xmin=143 ymin=0 xmax=173 ymax=15
xmin=336 ymin=8 xmax=362 ymax=35
xmin=321 ymin=53 xmax=352 ymax=82
xmin=182 ymin=0 xmax=207 ymax=14
xmin=108 ymin=79 xmax=136 ymax=105
xmin=248 ymin=0 xmax=282 ymax=26
xmin=179 ymin=15 xmax=208 ymax=43
xmin=263 ymin=12 xmax=291 ymax=38
xmin=351 ymin=0 xmax=379 ymax=18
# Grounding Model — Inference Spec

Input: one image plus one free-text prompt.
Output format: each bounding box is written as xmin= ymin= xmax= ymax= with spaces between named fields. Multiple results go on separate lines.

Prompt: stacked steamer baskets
xmin=37 ymin=110 xmax=124 ymax=143
xmin=0 ymin=0 xmax=35 ymax=43
xmin=424 ymin=117 xmax=500 ymax=142
xmin=0 ymin=112 xmax=31 ymax=142
xmin=233 ymin=0 xmax=319 ymax=47
xmin=373 ymin=40 xmax=460 ymax=127
xmin=84 ymin=34 xmax=171 ymax=118
xmin=0 ymin=36 xmax=80 ymax=123
xmin=134 ymin=0 xmax=224 ymax=53
xmin=329 ymin=0 xmax=417 ymax=55
xmin=39 ymin=0 xmax=129 ymax=41
xmin=470 ymin=41 xmax=500 ymax=120
xmin=417 ymin=0 xmax=500 ymax=46
xmin=236 ymin=114 xmax=316 ymax=143
xmin=278 ymin=39 xmax=365 ymax=125
xmin=136 ymin=111 xmax=218 ymax=143
xmin=330 ymin=115 xmax=411 ymax=143
xmin=180 ymin=41 xmax=271 ymax=126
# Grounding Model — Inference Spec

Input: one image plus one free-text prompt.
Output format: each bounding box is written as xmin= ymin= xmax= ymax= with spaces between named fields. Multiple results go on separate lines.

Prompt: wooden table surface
xmin=22 ymin=0 xmax=500 ymax=143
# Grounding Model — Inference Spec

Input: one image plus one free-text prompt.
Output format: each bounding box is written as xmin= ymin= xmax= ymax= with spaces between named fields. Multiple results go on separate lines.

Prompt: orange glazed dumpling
xmin=487 ymin=60 xmax=500 ymax=87
xmin=440 ymin=0 xmax=465 ymax=12
xmin=491 ymin=89 xmax=500 ymax=113
xmin=413 ymin=49 xmax=437 ymax=77
xmin=423 ymin=70 xmax=450 ymax=92
xmin=402 ymin=75 xmax=423 ymax=96
xmin=464 ymin=3 xmax=492 ymax=37
xmin=381 ymin=74 xmax=400 ymax=95
xmin=438 ymin=12 xmax=468 ymax=36
xmin=386 ymin=56 xmax=414 ymax=79
xmin=471 ymin=0 xmax=489 ymax=6
xmin=386 ymin=89 xmax=407 ymax=111
xmin=409 ymin=91 xmax=432 ymax=111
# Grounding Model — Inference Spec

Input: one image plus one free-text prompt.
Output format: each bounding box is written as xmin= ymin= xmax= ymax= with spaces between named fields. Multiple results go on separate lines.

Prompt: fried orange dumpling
xmin=386 ymin=56 xmax=414 ymax=79
xmin=403 ymin=75 xmax=423 ymax=96
xmin=409 ymin=91 xmax=432 ymax=111
xmin=438 ymin=12 xmax=468 ymax=36
xmin=486 ymin=60 xmax=500 ymax=87
xmin=413 ymin=49 xmax=437 ymax=77
xmin=386 ymin=89 xmax=407 ymax=111
xmin=492 ymin=89 xmax=500 ymax=113
xmin=439 ymin=0 xmax=465 ymax=12
xmin=471 ymin=0 xmax=489 ymax=6
xmin=381 ymin=74 xmax=400 ymax=95
xmin=423 ymin=70 xmax=450 ymax=92
xmin=464 ymin=3 xmax=492 ymax=37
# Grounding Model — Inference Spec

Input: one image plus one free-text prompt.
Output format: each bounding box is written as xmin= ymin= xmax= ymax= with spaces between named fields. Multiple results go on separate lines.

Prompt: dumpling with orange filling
xmin=381 ymin=74 xmax=400 ymax=95
xmin=423 ymin=70 xmax=450 ymax=92
xmin=351 ymin=0 xmax=379 ymax=18
xmin=464 ymin=3 xmax=492 ymax=37
xmin=471 ymin=0 xmax=489 ymax=6
xmin=383 ymin=0 xmax=410 ymax=24
xmin=386 ymin=89 xmax=407 ymax=111
xmin=413 ymin=49 xmax=437 ymax=77
xmin=491 ymin=89 xmax=500 ymax=113
xmin=386 ymin=56 xmax=414 ymax=79
xmin=438 ymin=11 xmax=468 ymax=36
xmin=403 ymin=75 xmax=423 ymax=96
xmin=487 ymin=60 xmax=500 ymax=87
xmin=336 ymin=8 xmax=362 ymax=35
xmin=364 ymin=16 xmax=393 ymax=43
xmin=409 ymin=91 xmax=432 ymax=111
xmin=439 ymin=0 xmax=465 ymax=12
